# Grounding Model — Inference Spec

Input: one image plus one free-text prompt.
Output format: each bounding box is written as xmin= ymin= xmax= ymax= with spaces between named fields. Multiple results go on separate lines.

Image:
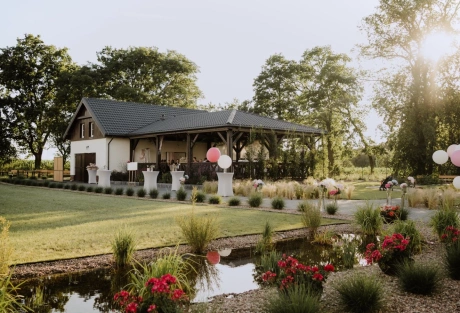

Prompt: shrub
xmin=271 ymin=197 xmax=285 ymax=210
xmin=354 ymin=203 xmax=383 ymax=236
xmin=86 ymin=185 xmax=94 ymax=192
xmin=42 ymin=180 xmax=50 ymax=187
xmin=63 ymin=184 xmax=70 ymax=189
xmin=137 ymin=188 xmax=146 ymax=198
xmin=208 ymin=195 xmax=221 ymax=204
xmin=257 ymin=250 xmax=282 ymax=277
xmin=440 ymin=189 xmax=457 ymax=209
xmin=70 ymin=184 xmax=78 ymax=190
xmin=95 ymin=187 xmax=103 ymax=193
xmin=228 ymin=197 xmax=241 ymax=206
xmin=78 ymin=185 xmax=86 ymax=191
xmin=104 ymin=187 xmax=113 ymax=194
xmin=111 ymin=226 xmax=136 ymax=268
xmin=176 ymin=187 xmax=187 ymax=201
xmin=162 ymin=192 xmax=171 ymax=199
xmin=56 ymin=183 xmax=64 ymax=188
xmin=396 ymin=261 xmax=441 ymax=294
xmin=326 ymin=203 xmax=338 ymax=215
xmin=115 ymin=187 xmax=124 ymax=195
xmin=334 ymin=273 xmax=384 ymax=313
xmin=445 ymin=241 xmax=460 ymax=280
xmin=195 ymin=191 xmax=207 ymax=203
xmin=264 ymin=284 xmax=321 ymax=313
xmin=176 ymin=211 xmax=219 ymax=253
xmin=255 ymin=221 xmax=274 ymax=254
xmin=390 ymin=220 xmax=423 ymax=254
xmin=126 ymin=187 xmax=134 ymax=196
xmin=248 ymin=193 xmax=263 ymax=207
xmin=149 ymin=188 xmax=159 ymax=199
xmin=430 ymin=208 xmax=460 ymax=238
xmin=29 ymin=176 xmax=37 ymax=180
xmin=48 ymin=182 xmax=56 ymax=188
xmin=301 ymin=202 xmax=321 ymax=235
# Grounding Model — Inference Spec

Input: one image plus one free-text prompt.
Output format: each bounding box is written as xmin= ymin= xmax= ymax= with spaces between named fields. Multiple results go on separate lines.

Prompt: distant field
xmin=0 ymin=184 xmax=345 ymax=264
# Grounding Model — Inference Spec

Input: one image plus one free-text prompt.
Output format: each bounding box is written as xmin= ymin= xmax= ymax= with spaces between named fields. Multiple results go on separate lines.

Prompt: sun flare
xmin=421 ymin=31 xmax=456 ymax=62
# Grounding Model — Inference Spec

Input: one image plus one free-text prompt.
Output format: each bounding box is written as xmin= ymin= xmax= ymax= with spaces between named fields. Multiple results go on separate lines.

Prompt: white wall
xmin=108 ymin=138 xmax=130 ymax=172
xmin=70 ymin=138 xmax=108 ymax=175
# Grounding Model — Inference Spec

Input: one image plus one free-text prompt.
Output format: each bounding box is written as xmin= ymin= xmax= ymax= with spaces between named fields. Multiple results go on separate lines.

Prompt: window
xmin=80 ymin=123 xmax=85 ymax=138
xmin=89 ymin=122 xmax=94 ymax=137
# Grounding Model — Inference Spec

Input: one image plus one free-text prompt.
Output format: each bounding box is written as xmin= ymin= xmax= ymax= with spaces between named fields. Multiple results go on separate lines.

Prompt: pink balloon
xmin=206 ymin=251 xmax=220 ymax=265
xmin=447 ymin=144 xmax=459 ymax=157
xmin=451 ymin=150 xmax=460 ymax=167
xmin=206 ymin=148 xmax=221 ymax=162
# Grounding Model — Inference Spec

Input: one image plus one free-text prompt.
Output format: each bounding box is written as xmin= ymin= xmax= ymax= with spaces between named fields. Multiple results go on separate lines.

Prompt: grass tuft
xmin=300 ymin=202 xmax=321 ymax=235
xmin=264 ymin=284 xmax=321 ymax=313
xmin=445 ymin=241 xmax=460 ymax=280
xmin=396 ymin=261 xmax=442 ymax=294
xmin=228 ymin=197 xmax=241 ymax=206
xmin=271 ymin=197 xmax=285 ymax=210
xmin=137 ymin=188 xmax=146 ymax=198
xmin=126 ymin=188 xmax=134 ymax=197
xmin=430 ymin=208 xmax=459 ymax=238
xmin=149 ymin=188 xmax=159 ymax=199
xmin=248 ymin=193 xmax=263 ymax=207
xmin=176 ymin=210 xmax=219 ymax=253
xmin=111 ymin=226 xmax=136 ymax=268
xmin=115 ymin=187 xmax=124 ymax=195
xmin=255 ymin=221 xmax=274 ymax=254
xmin=326 ymin=203 xmax=338 ymax=215
xmin=176 ymin=187 xmax=187 ymax=201
xmin=354 ymin=202 xmax=383 ymax=236
xmin=194 ymin=190 xmax=207 ymax=203
xmin=208 ymin=195 xmax=221 ymax=204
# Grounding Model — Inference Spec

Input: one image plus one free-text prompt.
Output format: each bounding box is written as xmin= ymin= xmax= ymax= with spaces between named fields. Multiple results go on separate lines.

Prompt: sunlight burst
xmin=421 ymin=31 xmax=457 ymax=62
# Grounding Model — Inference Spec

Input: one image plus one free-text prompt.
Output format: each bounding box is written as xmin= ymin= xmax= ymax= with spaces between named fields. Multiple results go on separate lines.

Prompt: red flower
xmin=147 ymin=305 xmax=157 ymax=312
xmin=171 ymin=289 xmax=185 ymax=301
xmin=125 ymin=302 xmax=138 ymax=313
xmin=312 ymin=273 xmax=323 ymax=281
xmin=324 ymin=264 xmax=335 ymax=272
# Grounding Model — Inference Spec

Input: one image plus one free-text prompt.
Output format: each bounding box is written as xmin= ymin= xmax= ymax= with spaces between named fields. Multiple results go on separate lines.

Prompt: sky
xmin=1 ymin=0 xmax=383 ymax=160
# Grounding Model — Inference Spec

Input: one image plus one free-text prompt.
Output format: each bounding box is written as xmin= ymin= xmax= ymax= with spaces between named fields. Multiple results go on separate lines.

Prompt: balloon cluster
xmin=432 ymin=144 xmax=460 ymax=189
xmin=206 ymin=148 xmax=232 ymax=170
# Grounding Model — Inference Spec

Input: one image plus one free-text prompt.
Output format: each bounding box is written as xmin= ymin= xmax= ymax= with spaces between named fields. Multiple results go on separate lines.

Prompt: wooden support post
xmin=156 ymin=136 xmax=163 ymax=170
xmin=186 ymin=133 xmax=191 ymax=175
xmin=227 ymin=129 xmax=233 ymax=170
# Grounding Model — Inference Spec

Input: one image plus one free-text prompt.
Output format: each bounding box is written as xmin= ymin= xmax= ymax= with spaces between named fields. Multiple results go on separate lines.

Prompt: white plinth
xmin=143 ymin=171 xmax=159 ymax=191
xmin=87 ymin=169 xmax=97 ymax=184
xmin=97 ymin=169 xmax=112 ymax=188
xmin=171 ymin=171 xmax=184 ymax=191
xmin=217 ymin=172 xmax=234 ymax=197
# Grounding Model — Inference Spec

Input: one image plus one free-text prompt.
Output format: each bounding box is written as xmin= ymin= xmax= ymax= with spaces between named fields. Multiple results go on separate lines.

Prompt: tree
xmin=359 ymin=0 xmax=460 ymax=175
xmin=0 ymin=34 xmax=74 ymax=169
xmin=0 ymin=116 xmax=16 ymax=166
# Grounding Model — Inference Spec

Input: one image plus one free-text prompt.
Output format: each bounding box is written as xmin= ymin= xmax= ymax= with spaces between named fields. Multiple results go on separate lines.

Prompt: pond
xmin=18 ymin=235 xmax=366 ymax=312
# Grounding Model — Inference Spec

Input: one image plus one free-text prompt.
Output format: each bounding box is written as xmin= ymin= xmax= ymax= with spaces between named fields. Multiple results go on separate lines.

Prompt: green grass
xmin=0 ymin=184 xmax=345 ymax=264
xmin=349 ymin=182 xmax=402 ymax=200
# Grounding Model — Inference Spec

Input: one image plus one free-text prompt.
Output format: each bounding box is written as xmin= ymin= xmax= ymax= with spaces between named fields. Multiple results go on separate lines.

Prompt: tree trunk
xmin=34 ymin=150 xmax=43 ymax=169
xmin=327 ymin=137 xmax=334 ymax=176
xmin=368 ymin=155 xmax=375 ymax=174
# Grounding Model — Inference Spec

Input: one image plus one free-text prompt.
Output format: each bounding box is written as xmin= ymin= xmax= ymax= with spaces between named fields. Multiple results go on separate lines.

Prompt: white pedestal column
xmin=143 ymin=171 xmax=159 ymax=191
xmin=171 ymin=171 xmax=184 ymax=191
xmin=87 ymin=169 xmax=97 ymax=184
xmin=217 ymin=172 xmax=234 ymax=197
xmin=97 ymin=170 xmax=112 ymax=188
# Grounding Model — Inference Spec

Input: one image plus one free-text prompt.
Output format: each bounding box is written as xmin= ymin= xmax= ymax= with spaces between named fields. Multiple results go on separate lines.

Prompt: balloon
xmin=453 ymin=177 xmax=460 ymax=189
xmin=206 ymin=148 xmax=221 ymax=162
xmin=432 ymin=150 xmax=449 ymax=165
xmin=218 ymin=155 xmax=232 ymax=169
xmin=218 ymin=248 xmax=232 ymax=257
xmin=451 ymin=150 xmax=460 ymax=167
xmin=206 ymin=251 xmax=220 ymax=265
xmin=447 ymin=144 xmax=459 ymax=157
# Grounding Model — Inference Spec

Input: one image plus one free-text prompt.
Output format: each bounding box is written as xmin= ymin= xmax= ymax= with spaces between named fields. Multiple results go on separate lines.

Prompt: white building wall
xmin=70 ymin=138 xmax=108 ymax=175
xmin=108 ymin=138 xmax=130 ymax=172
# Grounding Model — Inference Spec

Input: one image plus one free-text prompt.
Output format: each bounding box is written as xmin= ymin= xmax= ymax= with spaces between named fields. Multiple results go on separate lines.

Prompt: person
xmin=175 ymin=159 xmax=180 ymax=170
xmin=170 ymin=160 xmax=177 ymax=171
xmin=193 ymin=157 xmax=198 ymax=163
xmin=203 ymin=158 xmax=208 ymax=162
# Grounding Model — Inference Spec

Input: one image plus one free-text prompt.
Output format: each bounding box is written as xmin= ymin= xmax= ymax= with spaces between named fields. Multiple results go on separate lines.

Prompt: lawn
xmin=0 ymin=184 xmax=346 ymax=264
xmin=349 ymin=181 xmax=402 ymax=200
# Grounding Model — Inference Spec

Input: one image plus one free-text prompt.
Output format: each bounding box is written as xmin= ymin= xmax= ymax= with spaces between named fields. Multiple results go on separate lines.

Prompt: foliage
xmin=194 ymin=191 xmax=206 ymax=203
xmin=0 ymin=273 xmax=29 ymax=313
xmin=390 ymin=220 xmax=423 ymax=255
xmin=104 ymin=187 xmax=113 ymax=195
xmin=70 ymin=184 xmax=78 ymax=190
xmin=112 ymin=226 xmax=136 ymax=268
xmin=227 ymin=197 xmax=241 ymax=206
xmin=423 ymin=188 xmax=440 ymax=209
xmin=95 ymin=187 xmax=103 ymax=193
xmin=255 ymin=221 xmax=274 ymax=254
xmin=271 ymin=197 xmax=285 ymax=210
xmin=248 ymin=193 xmax=263 ymax=207
xmin=365 ymin=233 xmax=412 ymax=275
xmin=300 ymin=202 xmax=321 ymax=235
xmin=312 ymin=231 xmax=335 ymax=246
xmin=326 ymin=203 xmax=338 ymax=215
xmin=0 ymin=217 xmax=12 ymax=277
xmin=354 ymin=203 xmax=383 ymax=236
xmin=396 ymin=261 xmax=442 ymax=295
xmin=137 ymin=188 xmax=146 ymax=198
xmin=149 ymin=188 xmax=159 ymax=199
xmin=208 ymin=195 xmax=221 ymax=204
xmin=0 ymin=34 xmax=74 ymax=169
xmin=255 ymin=250 xmax=282 ymax=281
xmin=175 ymin=210 xmax=219 ymax=253
xmin=176 ymin=187 xmax=187 ymax=201
xmin=126 ymin=188 xmax=135 ymax=197
xmin=334 ymin=273 xmax=384 ymax=313
xmin=264 ymin=284 xmax=321 ymax=313
xmin=0 ymin=118 xmax=16 ymax=166
xmin=162 ymin=192 xmax=171 ymax=199
xmin=380 ymin=205 xmax=407 ymax=223
xmin=86 ymin=186 xmax=93 ymax=192
xmin=444 ymin=240 xmax=460 ymax=280
xmin=430 ymin=208 xmax=460 ymax=238
xmin=78 ymin=185 xmax=85 ymax=191
xmin=115 ymin=187 xmax=124 ymax=195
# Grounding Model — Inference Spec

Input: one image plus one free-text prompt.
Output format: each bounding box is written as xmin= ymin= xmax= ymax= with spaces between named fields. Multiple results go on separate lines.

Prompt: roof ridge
xmin=226 ymin=109 xmax=237 ymax=124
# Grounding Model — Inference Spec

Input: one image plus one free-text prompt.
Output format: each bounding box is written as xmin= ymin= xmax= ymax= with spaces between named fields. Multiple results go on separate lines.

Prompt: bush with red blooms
xmin=441 ymin=226 xmax=459 ymax=245
xmin=260 ymin=254 xmax=334 ymax=294
xmin=380 ymin=205 xmax=402 ymax=223
xmin=114 ymin=274 xmax=188 ymax=313
xmin=365 ymin=233 xmax=411 ymax=274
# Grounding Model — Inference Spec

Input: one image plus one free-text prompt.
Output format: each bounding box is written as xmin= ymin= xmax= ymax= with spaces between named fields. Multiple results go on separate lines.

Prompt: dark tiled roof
xmin=83 ymin=98 xmax=203 ymax=136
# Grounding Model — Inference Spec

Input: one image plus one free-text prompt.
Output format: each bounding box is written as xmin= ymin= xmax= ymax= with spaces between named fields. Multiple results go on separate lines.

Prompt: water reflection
xmin=17 ymin=234 xmax=366 ymax=312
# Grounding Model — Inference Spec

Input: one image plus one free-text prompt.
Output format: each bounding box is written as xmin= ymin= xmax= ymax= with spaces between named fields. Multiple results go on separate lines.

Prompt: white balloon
xmin=447 ymin=144 xmax=459 ymax=157
xmin=218 ymin=248 xmax=232 ymax=257
xmin=218 ymin=155 xmax=232 ymax=169
xmin=432 ymin=150 xmax=449 ymax=164
xmin=453 ymin=176 xmax=460 ymax=189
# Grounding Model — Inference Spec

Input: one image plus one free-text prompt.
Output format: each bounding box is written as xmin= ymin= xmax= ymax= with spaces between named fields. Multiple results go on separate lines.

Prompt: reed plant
xmin=334 ymin=273 xmax=384 ymax=313
xmin=149 ymin=188 xmax=159 ymax=199
xmin=423 ymin=188 xmax=440 ymax=209
xmin=176 ymin=187 xmax=187 ymax=201
xmin=111 ymin=226 xmax=136 ymax=268
xmin=344 ymin=184 xmax=355 ymax=200
xmin=354 ymin=202 xmax=383 ymax=236
xmin=341 ymin=240 xmax=357 ymax=269
xmin=176 ymin=210 xmax=219 ymax=253
xmin=271 ymin=197 xmax=285 ymax=210
xmin=258 ymin=250 xmax=282 ymax=275
xmin=440 ymin=189 xmax=457 ymax=208
xmin=0 ymin=274 xmax=28 ymax=313
xmin=407 ymin=188 xmax=423 ymax=207
xmin=300 ymin=202 xmax=321 ymax=236
xmin=396 ymin=261 xmax=442 ymax=295
xmin=264 ymin=284 xmax=321 ymax=313
xmin=248 ymin=192 xmax=263 ymax=207
xmin=115 ymin=187 xmax=124 ymax=195
xmin=390 ymin=220 xmax=423 ymax=254
xmin=202 ymin=181 xmax=218 ymax=194
xmin=227 ymin=197 xmax=241 ymax=206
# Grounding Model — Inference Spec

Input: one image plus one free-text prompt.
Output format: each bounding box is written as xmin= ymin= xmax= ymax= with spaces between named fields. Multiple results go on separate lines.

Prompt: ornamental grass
xmin=407 ymin=188 xmax=423 ymax=207
xmin=334 ymin=273 xmax=384 ymax=313
xmin=354 ymin=202 xmax=383 ymax=236
xmin=0 ymin=217 xmax=12 ymax=277
xmin=175 ymin=210 xmax=219 ymax=253
xmin=202 ymin=181 xmax=218 ymax=194
xmin=390 ymin=220 xmax=423 ymax=254
xmin=300 ymin=202 xmax=321 ymax=235
xmin=0 ymin=274 xmax=28 ymax=313
xmin=271 ymin=197 xmax=285 ymax=210
xmin=227 ymin=197 xmax=241 ymax=206
xmin=248 ymin=192 xmax=263 ymax=207
xmin=137 ymin=188 xmax=146 ymax=198
xmin=430 ymin=208 xmax=460 ymax=238
xmin=326 ymin=203 xmax=338 ymax=215
xmin=396 ymin=261 xmax=442 ymax=295
xmin=126 ymin=187 xmax=134 ymax=197
xmin=194 ymin=190 xmax=207 ymax=203
xmin=423 ymin=188 xmax=440 ymax=209
xmin=111 ymin=226 xmax=136 ymax=268
xmin=176 ymin=187 xmax=187 ymax=201
xmin=149 ymin=188 xmax=159 ymax=199
xmin=208 ymin=195 xmax=221 ymax=204
xmin=255 ymin=221 xmax=274 ymax=254
xmin=115 ymin=187 xmax=124 ymax=195
xmin=264 ymin=284 xmax=321 ymax=313
xmin=162 ymin=192 xmax=171 ymax=199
